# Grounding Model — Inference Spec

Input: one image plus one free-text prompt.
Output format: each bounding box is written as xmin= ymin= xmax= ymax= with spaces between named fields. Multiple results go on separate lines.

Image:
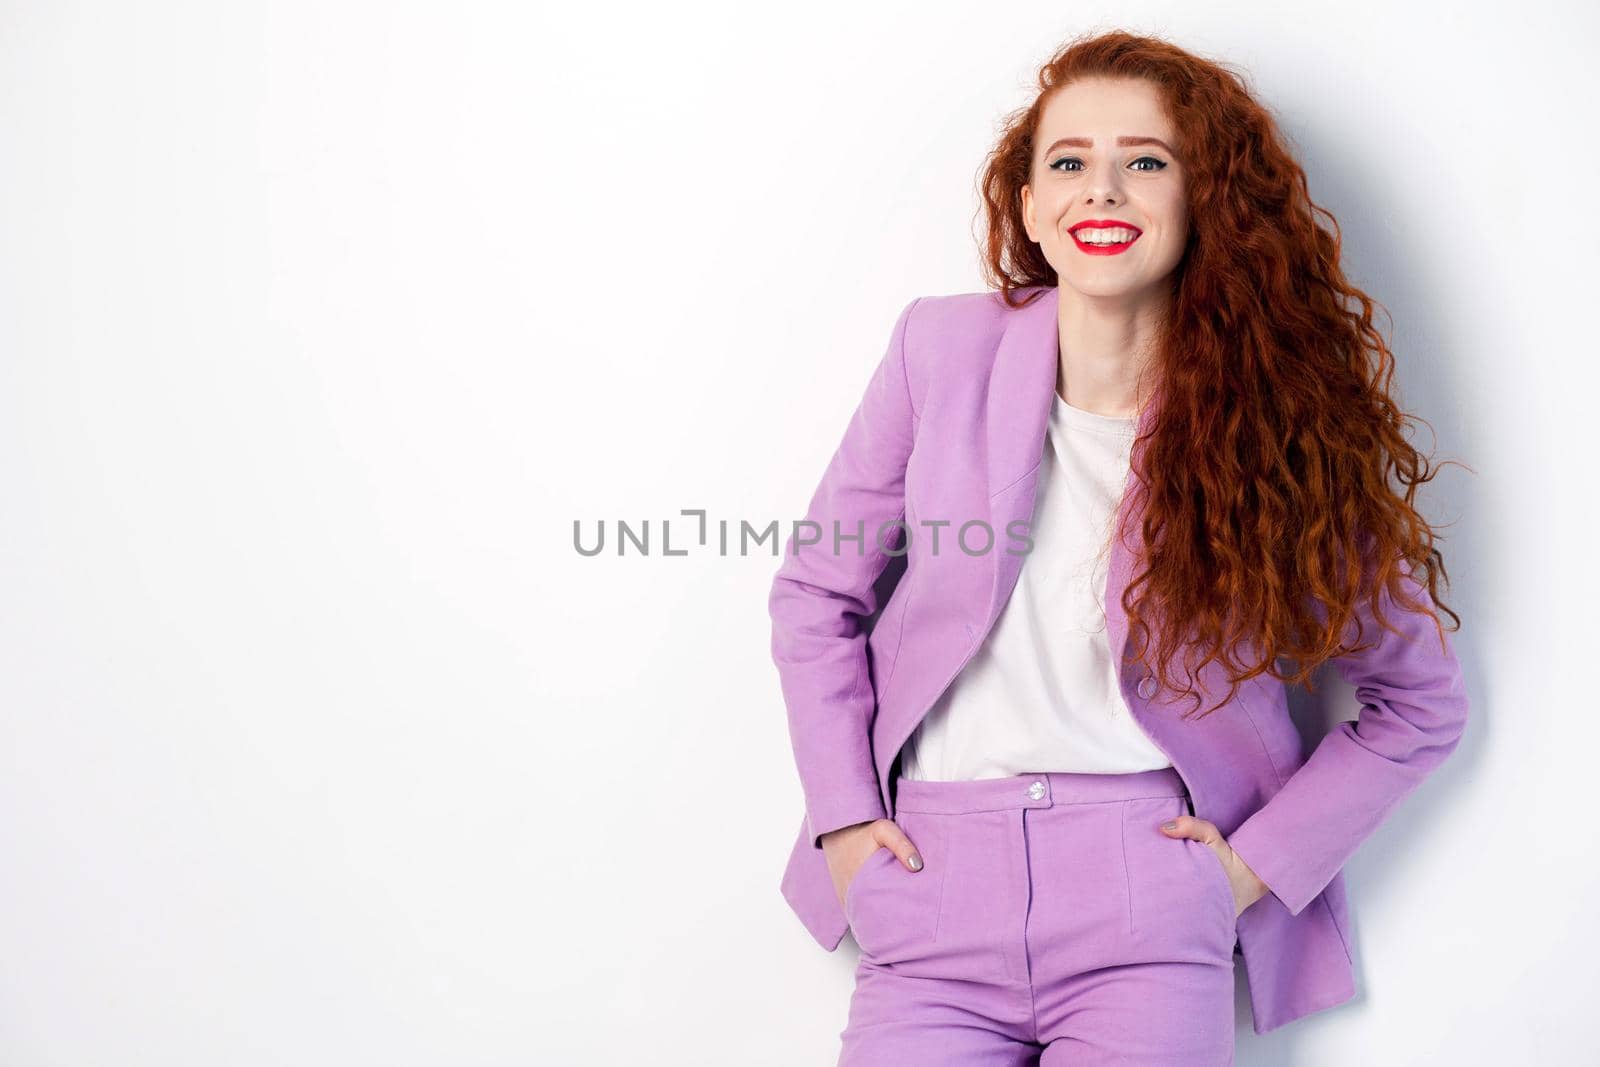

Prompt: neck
xmin=1054 ymin=285 xmax=1167 ymax=418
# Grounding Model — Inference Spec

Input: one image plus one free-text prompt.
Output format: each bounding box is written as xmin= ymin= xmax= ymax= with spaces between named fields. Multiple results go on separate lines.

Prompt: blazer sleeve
xmin=768 ymin=296 xmax=922 ymax=851
xmin=1224 ymin=554 xmax=1470 ymax=916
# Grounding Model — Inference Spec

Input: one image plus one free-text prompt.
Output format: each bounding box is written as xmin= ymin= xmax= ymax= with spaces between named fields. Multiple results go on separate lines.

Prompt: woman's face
xmin=1021 ymin=77 xmax=1189 ymax=300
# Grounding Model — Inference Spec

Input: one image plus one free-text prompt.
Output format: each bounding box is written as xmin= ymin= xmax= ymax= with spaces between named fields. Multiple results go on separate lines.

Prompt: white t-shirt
xmin=897 ymin=390 xmax=1172 ymax=781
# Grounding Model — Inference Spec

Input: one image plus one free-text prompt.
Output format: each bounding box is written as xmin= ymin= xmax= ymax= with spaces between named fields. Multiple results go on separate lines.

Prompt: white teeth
xmin=1075 ymin=227 xmax=1138 ymax=245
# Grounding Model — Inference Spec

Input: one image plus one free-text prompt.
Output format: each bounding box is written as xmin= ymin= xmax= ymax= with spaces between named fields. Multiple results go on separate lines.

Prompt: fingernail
xmin=907 ymin=853 xmax=923 ymax=871
xmin=1159 ymin=820 xmax=1177 ymax=830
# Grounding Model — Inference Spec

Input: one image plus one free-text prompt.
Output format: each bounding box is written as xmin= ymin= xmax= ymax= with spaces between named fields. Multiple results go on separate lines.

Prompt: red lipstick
xmin=1068 ymin=219 xmax=1142 ymax=256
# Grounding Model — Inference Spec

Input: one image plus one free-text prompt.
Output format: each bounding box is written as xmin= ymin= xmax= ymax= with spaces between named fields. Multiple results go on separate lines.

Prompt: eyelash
xmin=1048 ymin=155 xmax=1168 ymax=173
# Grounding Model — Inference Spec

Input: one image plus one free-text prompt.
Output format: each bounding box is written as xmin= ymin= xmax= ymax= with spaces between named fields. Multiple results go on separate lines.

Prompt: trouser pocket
xmin=844 ymin=812 xmax=948 ymax=968
xmin=1121 ymin=795 xmax=1238 ymax=952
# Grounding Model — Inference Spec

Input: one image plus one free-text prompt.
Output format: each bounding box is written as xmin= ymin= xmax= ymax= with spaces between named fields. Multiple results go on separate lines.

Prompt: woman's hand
xmin=820 ymin=819 xmax=924 ymax=911
xmin=1159 ymin=813 xmax=1270 ymax=918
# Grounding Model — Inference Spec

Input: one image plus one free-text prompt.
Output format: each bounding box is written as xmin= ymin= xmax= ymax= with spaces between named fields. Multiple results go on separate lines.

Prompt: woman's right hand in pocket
xmin=820 ymin=819 xmax=924 ymax=911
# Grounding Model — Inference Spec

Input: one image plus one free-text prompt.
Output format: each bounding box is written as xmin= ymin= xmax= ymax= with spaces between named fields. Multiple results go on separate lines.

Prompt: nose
xmin=1085 ymin=160 xmax=1124 ymax=206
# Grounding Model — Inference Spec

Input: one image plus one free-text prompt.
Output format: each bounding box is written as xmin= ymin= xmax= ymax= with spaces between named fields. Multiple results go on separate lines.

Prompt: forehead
xmin=1036 ymin=77 xmax=1173 ymax=142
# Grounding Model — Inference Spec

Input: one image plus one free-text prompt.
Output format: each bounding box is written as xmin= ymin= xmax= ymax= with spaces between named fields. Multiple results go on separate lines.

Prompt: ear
xmin=1020 ymin=185 xmax=1036 ymax=243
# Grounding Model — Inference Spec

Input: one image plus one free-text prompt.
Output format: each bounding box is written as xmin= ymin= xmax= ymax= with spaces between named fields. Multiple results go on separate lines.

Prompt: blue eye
xmin=1130 ymin=155 xmax=1167 ymax=172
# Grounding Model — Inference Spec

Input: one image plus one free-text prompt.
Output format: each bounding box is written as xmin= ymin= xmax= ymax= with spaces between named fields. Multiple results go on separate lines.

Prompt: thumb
xmin=1158 ymin=813 xmax=1214 ymax=842
xmin=876 ymin=819 xmax=924 ymax=872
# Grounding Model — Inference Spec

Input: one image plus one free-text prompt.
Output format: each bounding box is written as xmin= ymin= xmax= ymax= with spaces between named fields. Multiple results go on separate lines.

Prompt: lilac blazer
xmin=767 ymin=284 xmax=1469 ymax=1035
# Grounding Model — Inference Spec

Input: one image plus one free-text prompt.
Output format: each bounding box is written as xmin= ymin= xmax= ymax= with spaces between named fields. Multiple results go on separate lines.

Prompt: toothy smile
xmin=1074 ymin=227 xmax=1138 ymax=245
xmin=1068 ymin=219 xmax=1142 ymax=255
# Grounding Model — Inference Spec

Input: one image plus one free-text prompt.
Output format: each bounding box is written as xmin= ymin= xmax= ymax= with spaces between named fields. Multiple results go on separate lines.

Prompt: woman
xmin=768 ymin=30 xmax=1468 ymax=1064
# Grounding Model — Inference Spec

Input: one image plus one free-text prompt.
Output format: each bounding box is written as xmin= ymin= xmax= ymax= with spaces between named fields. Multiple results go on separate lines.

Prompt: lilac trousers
xmin=838 ymin=767 xmax=1239 ymax=1065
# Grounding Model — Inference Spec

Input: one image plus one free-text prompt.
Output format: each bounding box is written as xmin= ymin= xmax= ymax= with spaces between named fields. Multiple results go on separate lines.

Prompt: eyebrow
xmin=1041 ymin=136 xmax=1176 ymax=157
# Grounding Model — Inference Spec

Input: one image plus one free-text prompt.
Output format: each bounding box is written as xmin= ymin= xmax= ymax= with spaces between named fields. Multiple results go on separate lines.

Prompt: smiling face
xmin=1021 ymin=77 xmax=1190 ymax=300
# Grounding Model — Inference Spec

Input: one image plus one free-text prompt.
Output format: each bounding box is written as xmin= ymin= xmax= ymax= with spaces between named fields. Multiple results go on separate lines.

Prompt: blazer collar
xmin=983 ymin=284 xmax=1063 ymax=497
xmin=981 ymin=283 xmax=1164 ymax=674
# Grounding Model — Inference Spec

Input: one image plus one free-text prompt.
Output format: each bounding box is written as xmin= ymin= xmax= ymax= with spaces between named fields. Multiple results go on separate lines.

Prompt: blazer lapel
xmin=980 ymin=283 xmax=1165 ymax=682
xmin=982 ymin=285 xmax=1061 ymax=627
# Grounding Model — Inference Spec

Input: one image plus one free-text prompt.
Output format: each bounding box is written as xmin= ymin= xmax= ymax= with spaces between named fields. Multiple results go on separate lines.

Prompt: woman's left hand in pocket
xmin=1158 ymin=813 xmax=1269 ymax=917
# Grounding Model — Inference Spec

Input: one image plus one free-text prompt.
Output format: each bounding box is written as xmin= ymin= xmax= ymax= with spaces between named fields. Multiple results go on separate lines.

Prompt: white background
xmin=2 ymin=1 xmax=1595 ymax=1063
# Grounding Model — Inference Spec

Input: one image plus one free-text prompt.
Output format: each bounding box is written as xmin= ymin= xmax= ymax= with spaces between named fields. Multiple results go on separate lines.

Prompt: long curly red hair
xmin=977 ymin=30 xmax=1467 ymax=716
